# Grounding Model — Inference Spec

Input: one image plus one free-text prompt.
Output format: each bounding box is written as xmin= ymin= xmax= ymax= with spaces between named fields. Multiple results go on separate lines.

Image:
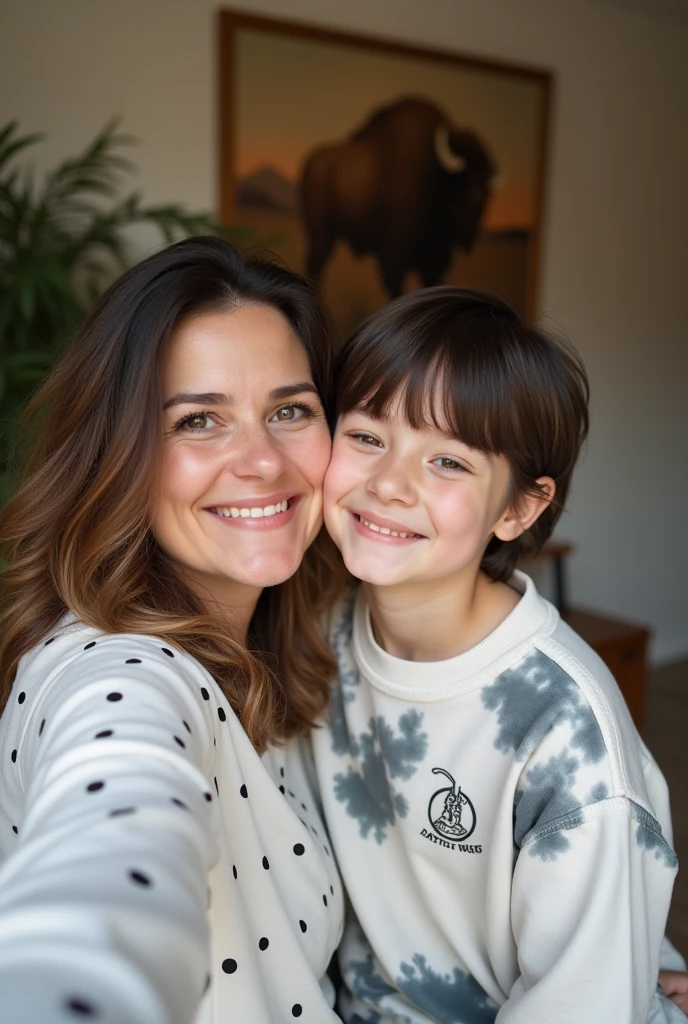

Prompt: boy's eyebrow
xmin=162 ymin=382 xmax=318 ymax=411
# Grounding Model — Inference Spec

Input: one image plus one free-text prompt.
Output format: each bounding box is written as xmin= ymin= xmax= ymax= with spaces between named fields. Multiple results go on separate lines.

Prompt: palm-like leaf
xmin=0 ymin=118 xmax=237 ymax=494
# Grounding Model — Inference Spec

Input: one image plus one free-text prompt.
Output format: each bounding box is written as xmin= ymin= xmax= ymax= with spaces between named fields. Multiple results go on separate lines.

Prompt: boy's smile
xmin=324 ymin=406 xmax=515 ymax=595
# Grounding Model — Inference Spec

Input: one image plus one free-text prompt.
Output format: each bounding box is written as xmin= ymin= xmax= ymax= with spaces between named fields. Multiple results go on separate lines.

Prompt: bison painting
xmin=300 ymin=96 xmax=497 ymax=299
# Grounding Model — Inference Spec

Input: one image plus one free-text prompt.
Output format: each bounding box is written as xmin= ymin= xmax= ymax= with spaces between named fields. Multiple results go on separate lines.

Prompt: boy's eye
xmin=348 ymin=431 xmax=383 ymax=448
xmin=432 ymin=456 xmax=465 ymax=471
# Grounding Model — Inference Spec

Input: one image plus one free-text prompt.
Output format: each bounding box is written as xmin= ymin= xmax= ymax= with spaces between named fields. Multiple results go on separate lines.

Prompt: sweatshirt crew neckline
xmin=353 ymin=570 xmax=558 ymax=700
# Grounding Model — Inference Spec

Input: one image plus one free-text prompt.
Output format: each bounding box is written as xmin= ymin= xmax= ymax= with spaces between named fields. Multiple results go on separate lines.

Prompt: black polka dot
xmin=38 ymin=718 xmax=46 ymax=737
xmin=17 ymin=692 xmax=25 ymax=704
xmin=279 ymin=785 xmax=285 ymax=795
xmin=324 ymin=845 xmax=330 ymax=857
xmin=95 ymin=730 xmax=113 ymax=739
xmin=293 ymin=843 xmax=305 ymax=856
xmin=12 ymin=825 xmax=18 ymax=834
xmin=323 ymin=894 xmax=328 ymax=907
xmin=262 ymin=856 xmax=269 ymax=870
xmin=258 ymin=937 xmax=269 ymax=951
xmin=161 ymin=647 xmax=174 ymax=657
xmin=299 ymin=919 xmax=307 ymax=933
xmin=106 ymin=692 xmax=122 ymax=702
xmin=128 ymin=870 xmax=151 ymax=887
xmin=232 ymin=864 xmax=237 ymax=879
xmin=201 ymin=687 xmax=210 ymax=700
xmin=44 ymin=636 xmax=56 ymax=646
xmin=222 ymin=958 xmax=237 ymax=974
xmin=109 ymin=807 xmax=135 ymax=817
xmin=64 ymin=996 xmax=98 ymax=1017
xmin=183 ymin=720 xmax=191 ymax=733
xmin=217 ymin=707 xmax=226 ymax=723
xmin=288 ymin=790 xmax=295 ymax=798
xmin=173 ymin=736 xmax=186 ymax=749
xmin=125 ymin=658 xmax=141 ymax=664
xmin=204 ymin=792 xmax=212 ymax=802
xmin=311 ymin=826 xmax=318 ymax=836
xmin=330 ymin=885 xmax=334 ymax=895
xmin=301 ymin=802 xmax=307 ymax=811
xmin=292 ymin=1004 xmax=303 ymax=1017
xmin=86 ymin=781 xmax=105 ymax=793
xmin=214 ymin=777 xmax=219 ymax=795
xmin=84 ymin=642 xmax=96 ymax=650
xmin=280 ymin=767 xmax=285 ymax=777
xmin=240 ymin=784 xmax=248 ymax=799
xmin=11 ymin=749 xmax=17 ymax=764
xmin=171 ymin=798 xmax=188 ymax=810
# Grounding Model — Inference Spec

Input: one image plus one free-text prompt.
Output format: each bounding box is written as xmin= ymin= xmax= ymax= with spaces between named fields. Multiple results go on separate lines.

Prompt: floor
xmin=644 ymin=658 xmax=688 ymax=959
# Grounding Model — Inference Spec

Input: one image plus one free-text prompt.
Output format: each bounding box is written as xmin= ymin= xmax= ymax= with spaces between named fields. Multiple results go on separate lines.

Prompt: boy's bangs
xmin=343 ymin=345 xmax=504 ymax=456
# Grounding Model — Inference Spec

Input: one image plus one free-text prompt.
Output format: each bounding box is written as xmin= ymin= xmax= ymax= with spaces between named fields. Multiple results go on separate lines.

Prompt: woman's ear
xmin=493 ymin=477 xmax=556 ymax=542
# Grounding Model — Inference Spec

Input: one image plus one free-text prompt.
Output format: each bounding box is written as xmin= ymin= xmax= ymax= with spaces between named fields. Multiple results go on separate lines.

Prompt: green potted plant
xmin=0 ymin=119 xmax=233 ymax=501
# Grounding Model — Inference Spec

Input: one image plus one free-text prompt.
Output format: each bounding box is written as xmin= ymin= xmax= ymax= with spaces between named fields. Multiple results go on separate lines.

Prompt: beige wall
xmin=2 ymin=0 xmax=687 ymax=662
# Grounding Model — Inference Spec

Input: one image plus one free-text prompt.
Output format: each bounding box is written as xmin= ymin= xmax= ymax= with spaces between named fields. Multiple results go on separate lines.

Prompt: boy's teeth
xmin=215 ymin=499 xmax=289 ymax=519
xmin=362 ymin=516 xmax=412 ymax=538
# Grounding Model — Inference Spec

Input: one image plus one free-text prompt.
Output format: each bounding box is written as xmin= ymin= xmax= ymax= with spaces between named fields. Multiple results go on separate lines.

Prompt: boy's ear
xmin=493 ymin=477 xmax=556 ymax=542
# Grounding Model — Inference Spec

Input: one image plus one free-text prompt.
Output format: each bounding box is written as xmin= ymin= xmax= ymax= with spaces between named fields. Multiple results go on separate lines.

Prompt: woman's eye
xmin=175 ymin=412 xmax=215 ymax=432
xmin=271 ymin=403 xmax=315 ymax=423
xmin=433 ymin=456 xmax=464 ymax=471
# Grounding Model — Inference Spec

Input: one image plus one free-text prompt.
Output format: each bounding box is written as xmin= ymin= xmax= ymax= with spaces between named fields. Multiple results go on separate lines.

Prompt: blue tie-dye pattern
xmin=631 ymin=802 xmax=678 ymax=868
xmin=397 ymin=954 xmax=497 ymax=1023
xmin=334 ymin=711 xmax=428 ymax=843
xmin=328 ymin=594 xmax=428 ymax=842
xmin=346 ymin=952 xmax=497 ymax=1024
xmin=482 ymin=650 xmax=605 ymax=764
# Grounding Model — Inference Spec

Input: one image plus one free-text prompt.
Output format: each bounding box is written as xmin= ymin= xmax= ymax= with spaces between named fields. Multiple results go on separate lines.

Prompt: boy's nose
xmin=367 ymin=453 xmax=417 ymax=505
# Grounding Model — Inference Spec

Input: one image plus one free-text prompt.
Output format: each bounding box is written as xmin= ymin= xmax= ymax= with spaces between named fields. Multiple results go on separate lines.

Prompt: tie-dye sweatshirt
xmin=311 ymin=571 xmax=679 ymax=1024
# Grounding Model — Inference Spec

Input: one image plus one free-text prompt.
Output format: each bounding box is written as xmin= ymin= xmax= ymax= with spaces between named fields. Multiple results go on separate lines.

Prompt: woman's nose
xmin=226 ymin=424 xmax=287 ymax=481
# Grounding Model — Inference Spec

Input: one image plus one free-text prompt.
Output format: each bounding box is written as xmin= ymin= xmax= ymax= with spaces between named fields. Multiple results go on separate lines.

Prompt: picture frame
xmin=218 ymin=10 xmax=552 ymax=337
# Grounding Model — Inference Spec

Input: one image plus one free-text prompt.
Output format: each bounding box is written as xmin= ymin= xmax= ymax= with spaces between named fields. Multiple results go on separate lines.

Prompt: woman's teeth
xmin=214 ymin=499 xmax=290 ymax=519
xmin=361 ymin=516 xmax=415 ymax=539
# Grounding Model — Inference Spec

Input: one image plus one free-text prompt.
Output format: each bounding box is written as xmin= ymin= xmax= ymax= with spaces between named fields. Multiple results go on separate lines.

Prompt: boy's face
xmin=324 ymin=404 xmax=514 ymax=592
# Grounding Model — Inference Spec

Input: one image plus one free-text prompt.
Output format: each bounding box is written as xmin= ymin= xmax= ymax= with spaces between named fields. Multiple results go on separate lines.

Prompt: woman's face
xmin=152 ymin=303 xmax=331 ymax=616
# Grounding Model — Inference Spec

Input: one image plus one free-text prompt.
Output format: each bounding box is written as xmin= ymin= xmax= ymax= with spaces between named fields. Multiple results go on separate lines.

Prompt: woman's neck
xmin=363 ymin=572 xmax=520 ymax=662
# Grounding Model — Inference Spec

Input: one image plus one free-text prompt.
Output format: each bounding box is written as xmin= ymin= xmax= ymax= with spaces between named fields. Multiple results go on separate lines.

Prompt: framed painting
xmin=218 ymin=10 xmax=552 ymax=339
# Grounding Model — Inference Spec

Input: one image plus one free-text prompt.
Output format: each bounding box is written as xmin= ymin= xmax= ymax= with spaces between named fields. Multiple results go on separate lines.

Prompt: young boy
xmin=311 ymin=288 xmax=685 ymax=1023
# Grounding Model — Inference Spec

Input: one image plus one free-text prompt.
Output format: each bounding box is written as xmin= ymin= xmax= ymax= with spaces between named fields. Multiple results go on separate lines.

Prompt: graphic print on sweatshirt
xmin=482 ymin=648 xmax=676 ymax=864
xmin=328 ymin=593 xmax=428 ymax=844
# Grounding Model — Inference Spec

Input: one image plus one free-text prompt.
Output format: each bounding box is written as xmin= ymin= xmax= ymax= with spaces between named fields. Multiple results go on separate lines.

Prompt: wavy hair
xmin=0 ymin=236 xmax=347 ymax=750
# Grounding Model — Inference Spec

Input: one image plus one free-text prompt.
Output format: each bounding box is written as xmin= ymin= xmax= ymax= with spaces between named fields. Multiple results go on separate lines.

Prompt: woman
xmin=0 ymin=236 xmax=348 ymax=1023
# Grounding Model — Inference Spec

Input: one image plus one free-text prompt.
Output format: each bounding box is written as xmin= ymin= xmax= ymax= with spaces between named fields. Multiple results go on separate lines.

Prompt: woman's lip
xmin=349 ymin=509 xmax=424 ymax=538
xmin=204 ymin=493 xmax=295 ymax=511
xmin=205 ymin=497 xmax=301 ymax=528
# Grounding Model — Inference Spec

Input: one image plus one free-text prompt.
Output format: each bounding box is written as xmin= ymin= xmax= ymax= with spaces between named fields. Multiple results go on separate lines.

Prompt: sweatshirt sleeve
xmin=0 ymin=635 xmax=221 ymax=1024
xmin=496 ymin=796 xmax=677 ymax=1024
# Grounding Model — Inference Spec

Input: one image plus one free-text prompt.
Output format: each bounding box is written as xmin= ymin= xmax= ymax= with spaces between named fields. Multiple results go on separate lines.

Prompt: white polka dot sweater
xmin=0 ymin=618 xmax=344 ymax=1023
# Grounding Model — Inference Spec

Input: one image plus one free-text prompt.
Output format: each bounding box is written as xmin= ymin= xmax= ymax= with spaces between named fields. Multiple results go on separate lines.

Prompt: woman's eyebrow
xmin=162 ymin=382 xmax=318 ymax=411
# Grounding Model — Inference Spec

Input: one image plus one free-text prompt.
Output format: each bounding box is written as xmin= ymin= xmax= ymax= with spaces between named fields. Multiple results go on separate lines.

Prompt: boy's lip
xmin=348 ymin=508 xmax=425 ymax=539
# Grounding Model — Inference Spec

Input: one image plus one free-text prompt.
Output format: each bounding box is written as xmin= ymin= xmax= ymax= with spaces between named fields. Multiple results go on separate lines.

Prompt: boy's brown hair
xmin=334 ymin=286 xmax=590 ymax=583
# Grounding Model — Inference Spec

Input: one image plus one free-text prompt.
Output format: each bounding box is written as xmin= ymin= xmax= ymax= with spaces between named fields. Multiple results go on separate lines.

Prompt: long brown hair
xmin=0 ymin=236 xmax=347 ymax=750
xmin=335 ymin=286 xmax=590 ymax=582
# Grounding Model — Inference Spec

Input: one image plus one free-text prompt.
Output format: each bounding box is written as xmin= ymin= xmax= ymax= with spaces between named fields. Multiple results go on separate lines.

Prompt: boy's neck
xmin=363 ymin=571 xmax=520 ymax=662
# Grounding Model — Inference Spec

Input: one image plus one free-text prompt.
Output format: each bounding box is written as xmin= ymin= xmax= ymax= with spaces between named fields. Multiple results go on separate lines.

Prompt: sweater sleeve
xmin=0 ymin=635 xmax=221 ymax=1024
xmin=497 ymin=796 xmax=677 ymax=1024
